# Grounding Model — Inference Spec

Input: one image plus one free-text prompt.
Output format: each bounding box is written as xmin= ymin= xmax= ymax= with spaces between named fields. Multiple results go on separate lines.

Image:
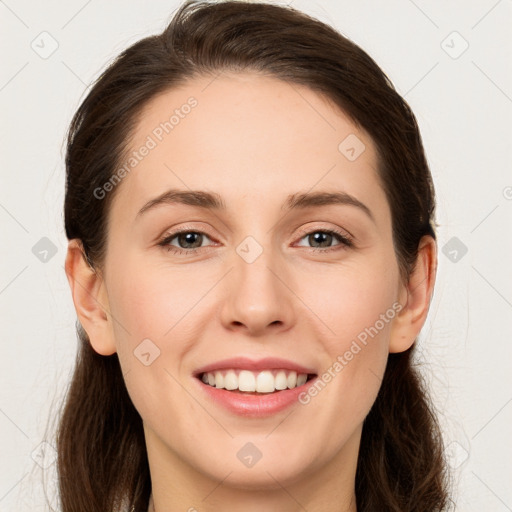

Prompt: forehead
xmin=109 ymin=71 xmax=385 ymax=224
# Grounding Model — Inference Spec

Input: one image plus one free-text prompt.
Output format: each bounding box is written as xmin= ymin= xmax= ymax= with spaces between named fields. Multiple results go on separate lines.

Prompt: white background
xmin=1 ymin=0 xmax=511 ymax=510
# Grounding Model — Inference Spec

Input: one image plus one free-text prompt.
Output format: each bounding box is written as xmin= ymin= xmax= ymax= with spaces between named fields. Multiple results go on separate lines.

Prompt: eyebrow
xmin=136 ymin=188 xmax=374 ymax=222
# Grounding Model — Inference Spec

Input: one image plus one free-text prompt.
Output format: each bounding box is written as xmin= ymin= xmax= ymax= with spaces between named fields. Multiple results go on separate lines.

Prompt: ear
xmin=64 ymin=239 xmax=117 ymax=356
xmin=389 ymin=235 xmax=437 ymax=353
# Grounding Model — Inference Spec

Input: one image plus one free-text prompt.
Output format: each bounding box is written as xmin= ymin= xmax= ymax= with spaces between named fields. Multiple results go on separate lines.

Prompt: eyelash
xmin=157 ymin=227 xmax=354 ymax=256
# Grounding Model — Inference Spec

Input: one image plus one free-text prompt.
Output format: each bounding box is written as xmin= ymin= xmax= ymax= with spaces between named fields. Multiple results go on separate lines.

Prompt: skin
xmin=65 ymin=72 xmax=437 ymax=512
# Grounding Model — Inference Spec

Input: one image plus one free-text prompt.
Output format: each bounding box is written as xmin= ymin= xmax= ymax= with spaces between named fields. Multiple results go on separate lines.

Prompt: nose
xmin=219 ymin=242 xmax=296 ymax=337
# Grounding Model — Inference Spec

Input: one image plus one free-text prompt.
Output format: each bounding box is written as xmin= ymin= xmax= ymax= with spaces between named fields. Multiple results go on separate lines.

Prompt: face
xmin=98 ymin=72 xmax=405 ymax=491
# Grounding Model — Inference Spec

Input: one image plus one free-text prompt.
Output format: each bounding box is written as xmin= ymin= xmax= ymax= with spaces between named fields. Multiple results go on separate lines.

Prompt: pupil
xmin=310 ymin=232 xmax=331 ymax=248
xmin=180 ymin=232 xmax=201 ymax=248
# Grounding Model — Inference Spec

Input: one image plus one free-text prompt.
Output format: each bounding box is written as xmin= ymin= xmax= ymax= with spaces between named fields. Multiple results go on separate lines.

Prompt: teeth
xmin=200 ymin=369 xmax=311 ymax=393
xmin=239 ymin=370 xmax=256 ymax=391
xmin=224 ymin=370 xmax=238 ymax=390
xmin=256 ymin=370 xmax=274 ymax=393
xmin=275 ymin=370 xmax=288 ymax=390
xmin=214 ymin=372 xmax=224 ymax=388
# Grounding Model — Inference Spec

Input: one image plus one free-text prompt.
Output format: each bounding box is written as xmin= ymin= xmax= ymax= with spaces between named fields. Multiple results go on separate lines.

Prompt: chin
xmin=192 ymin=441 xmax=322 ymax=491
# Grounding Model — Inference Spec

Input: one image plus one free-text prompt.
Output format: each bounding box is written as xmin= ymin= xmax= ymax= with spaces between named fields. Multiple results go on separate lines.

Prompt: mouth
xmin=197 ymin=369 xmax=317 ymax=394
xmin=192 ymin=357 xmax=318 ymax=416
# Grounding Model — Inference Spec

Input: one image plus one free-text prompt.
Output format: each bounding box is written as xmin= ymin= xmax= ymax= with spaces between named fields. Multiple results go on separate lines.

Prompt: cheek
xmin=106 ymin=258 xmax=205 ymax=440
xmin=300 ymin=258 xmax=398 ymax=415
xmin=105 ymin=254 xmax=220 ymax=408
xmin=310 ymin=258 xmax=399 ymax=353
xmin=104 ymin=255 xmax=203 ymax=407
xmin=108 ymin=255 xmax=205 ymax=345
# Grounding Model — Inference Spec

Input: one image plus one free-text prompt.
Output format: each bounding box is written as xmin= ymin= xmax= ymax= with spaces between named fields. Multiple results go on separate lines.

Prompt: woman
xmin=59 ymin=1 xmax=451 ymax=510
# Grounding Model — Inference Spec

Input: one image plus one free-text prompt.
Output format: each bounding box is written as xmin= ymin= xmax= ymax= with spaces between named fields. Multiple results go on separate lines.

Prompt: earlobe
xmin=389 ymin=235 xmax=437 ymax=354
xmin=64 ymin=239 xmax=117 ymax=356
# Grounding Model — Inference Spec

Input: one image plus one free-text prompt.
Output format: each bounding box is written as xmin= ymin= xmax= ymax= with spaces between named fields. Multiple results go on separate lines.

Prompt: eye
xmin=158 ymin=230 xmax=216 ymax=255
xmin=295 ymin=228 xmax=353 ymax=252
xmin=157 ymin=227 xmax=354 ymax=256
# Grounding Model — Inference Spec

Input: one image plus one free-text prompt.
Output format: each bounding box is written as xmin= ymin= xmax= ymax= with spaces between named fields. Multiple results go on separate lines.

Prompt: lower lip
xmin=195 ymin=376 xmax=318 ymax=417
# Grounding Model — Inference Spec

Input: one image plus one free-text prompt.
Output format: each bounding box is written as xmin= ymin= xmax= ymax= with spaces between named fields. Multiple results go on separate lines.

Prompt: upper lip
xmin=194 ymin=356 xmax=317 ymax=376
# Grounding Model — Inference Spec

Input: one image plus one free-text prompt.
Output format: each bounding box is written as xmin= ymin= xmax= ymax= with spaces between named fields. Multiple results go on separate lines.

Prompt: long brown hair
xmin=57 ymin=1 xmax=451 ymax=510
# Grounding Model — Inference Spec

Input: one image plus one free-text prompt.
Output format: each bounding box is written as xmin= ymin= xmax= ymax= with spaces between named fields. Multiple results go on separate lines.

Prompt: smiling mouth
xmin=198 ymin=369 xmax=317 ymax=394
